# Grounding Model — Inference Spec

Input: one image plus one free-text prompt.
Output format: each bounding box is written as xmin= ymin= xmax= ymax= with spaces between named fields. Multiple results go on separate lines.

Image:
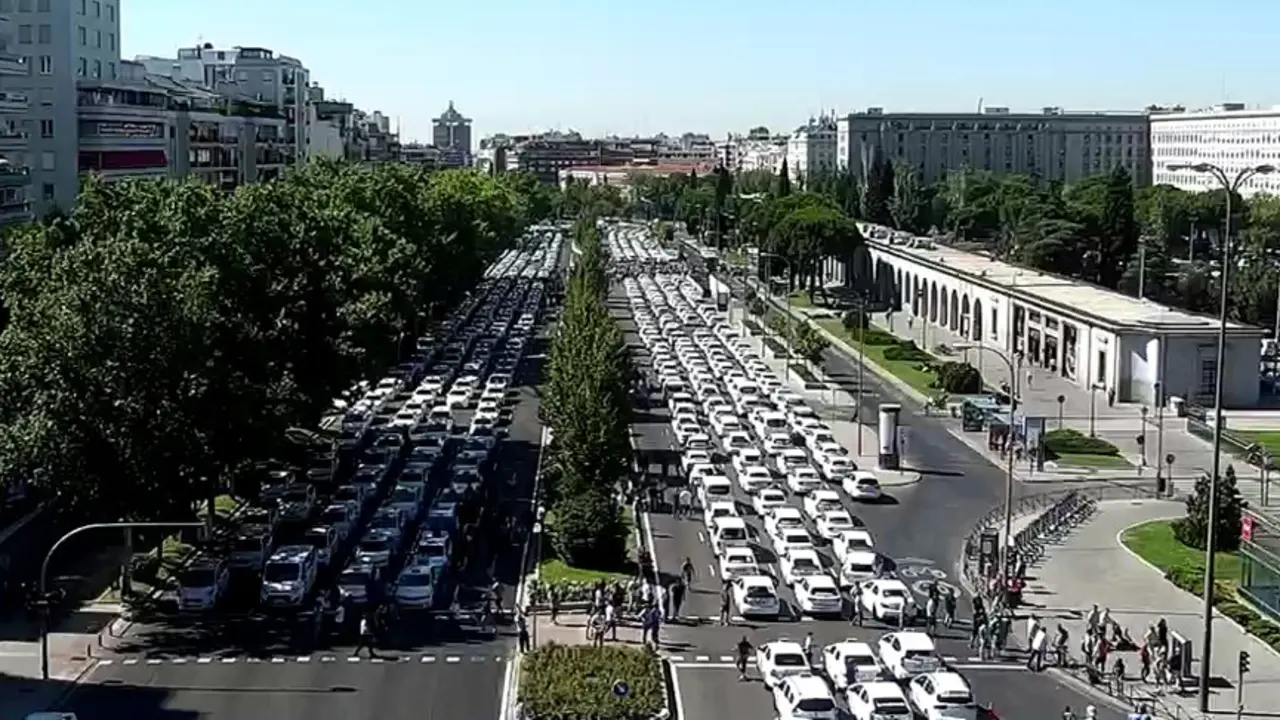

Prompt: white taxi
xmin=737 ymin=465 xmax=774 ymax=494
xmin=816 ymin=509 xmax=858 ymax=540
xmin=718 ymin=545 xmax=761 ymax=580
xmin=779 ymin=546 xmax=825 ymax=586
xmin=774 ymin=526 xmax=815 ymax=555
xmin=756 ymin=640 xmax=811 ymax=689
xmin=907 ymin=671 xmax=978 ymax=720
xmin=839 ymin=551 xmax=881 ymax=589
xmin=752 ymin=487 xmax=788 ymax=515
xmin=833 ymin=529 xmax=876 ymax=562
xmin=764 ymin=506 xmax=805 ymax=540
xmin=786 ymin=465 xmax=824 ymax=494
xmin=772 ymin=673 xmax=839 ymax=720
xmin=877 ymin=631 xmax=944 ymax=680
xmin=794 ymin=574 xmax=844 ymax=616
xmin=802 ymin=489 xmax=844 ymax=522
xmin=732 ymin=574 xmax=781 ymax=619
xmin=698 ymin=475 xmax=733 ymax=507
xmin=860 ymin=578 xmax=916 ymax=624
xmin=703 ymin=499 xmax=738 ymax=530
xmin=822 ymin=640 xmax=883 ymax=690
xmin=844 ymin=471 xmax=883 ymax=501
xmin=846 ymin=682 xmax=913 ymax=720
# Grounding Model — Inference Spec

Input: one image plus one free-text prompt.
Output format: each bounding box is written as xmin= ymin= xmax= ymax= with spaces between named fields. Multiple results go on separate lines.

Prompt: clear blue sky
xmin=124 ymin=0 xmax=1277 ymax=145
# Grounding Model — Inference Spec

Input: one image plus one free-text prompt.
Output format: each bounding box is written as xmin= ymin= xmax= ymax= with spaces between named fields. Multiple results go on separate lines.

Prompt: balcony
xmin=0 ymin=165 xmax=30 ymax=186
xmin=0 ymin=52 xmax=26 ymax=76
xmin=0 ymin=197 xmax=30 ymax=223
xmin=0 ymin=92 xmax=28 ymax=113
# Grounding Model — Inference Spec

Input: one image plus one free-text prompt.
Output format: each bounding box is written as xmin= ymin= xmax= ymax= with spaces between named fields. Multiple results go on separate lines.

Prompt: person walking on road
xmin=670 ymin=577 xmax=686 ymax=620
xmin=604 ymin=600 xmax=618 ymax=641
xmin=681 ymin=557 xmax=696 ymax=587
xmin=850 ymin=583 xmax=863 ymax=626
xmin=1027 ymin=625 xmax=1047 ymax=671
xmin=1026 ymin=615 xmax=1041 ymax=653
xmin=925 ymin=593 xmax=938 ymax=634
xmin=517 ymin=611 xmax=531 ymax=653
xmin=719 ymin=584 xmax=732 ymax=626
xmin=355 ymin=613 xmax=377 ymax=658
xmin=943 ymin=588 xmax=957 ymax=629
xmin=548 ymin=586 xmax=561 ymax=625
xmin=735 ymin=635 xmax=754 ymax=681
xmin=803 ymin=632 xmax=815 ymax=667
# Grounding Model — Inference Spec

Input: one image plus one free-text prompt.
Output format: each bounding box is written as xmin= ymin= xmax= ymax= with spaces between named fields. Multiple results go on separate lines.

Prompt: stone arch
xmin=929 ymin=282 xmax=939 ymax=323
xmin=896 ymin=268 xmax=904 ymax=307
xmin=949 ymin=289 xmax=960 ymax=331
xmin=939 ymin=286 xmax=949 ymax=326
xmin=972 ymin=298 xmax=985 ymax=340
xmin=960 ymin=294 xmax=971 ymax=338
xmin=851 ymin=246 xmax=875 ymax=294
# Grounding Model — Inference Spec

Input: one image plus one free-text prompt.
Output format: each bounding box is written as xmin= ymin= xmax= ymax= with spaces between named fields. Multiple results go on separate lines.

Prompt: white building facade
xmin=1150 ymin=104 xmax=1280 ymax=198
xmin=837 ymin=107 xmax=1151 ymax=186
xmin=735 ymin=137 xmax=787 ymax=174
xmin=786 ymin=115 xmax=837 ymax=182
xmin=822 ymin=224 xmax=1265 ymax=408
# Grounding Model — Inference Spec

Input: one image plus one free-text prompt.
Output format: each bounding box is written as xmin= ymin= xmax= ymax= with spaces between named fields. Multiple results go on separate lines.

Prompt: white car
xmin=732 ymin=575 xmax=781 ymax=618
xmin=822 ymin=640 xmax=883 ymax=691
xmin=763 ymin=431 xmax=793 ymax=456
xmin=756 ymin=641 xmax=812 ymax=689
xmin=772 ymin=674 xmax=839 ymax=720
xmin=840 ymin=551 xmax=882 ymax=589
xmin=710 ymin=412 xmax=744 ymax=436
xmin=698 ymin=476 xmax=734 ymax=507
xmin=764 ymin=506 xmax=806 ymax=540
xmin=682 ymin=449 xmax=714 ymax=475
xmin=703 ymin=499 xmax=740 ymax=530
xmin=687 ymin=463 xmax=720 ymax=485
xmin=722 ymin=430 xmax=754 ymax=454
xmin=737 ymin=465 xmax=774 ymax=494
xmin=719 ymin=546 xmax=760 ymax=580
xmin=802 ymin=489 xmax=844 ymax=522
xmin=393 ymin=565 xmax=437 ymax=608
xmin=752 ymin=487 xmax=788 ymax=515
xmin=817 ymin=453 xmax=855 ymax=481
xmin=732 ymin=447 xmax=766 ymax=475
xmin=444 ymin=385 xmax=473 ymax=409
xmin=907 ymin=672 xmax=978 ymax=720
xmin=485 ymin=373 xmax=511 ymax=392
xmin=861 ymin=579 xmax=916 ymax=625
xmin=779 ymin=546 xmax=826 ymax=586
xmin=774 ymin=526 xmax=815 ymax=555
xmin=833 ymin=529 xmax=876 ymax=562
xmin=876 ymin=631 xmax=942 ymax=681
xmin=775 ymin=448 xmax=810 ymax=477
xmin=815 ymin=440 xmax=847 ymax=458
xmin=846 ymin=682 xmax=913 ymax=720
xmin=816 ymin=510 xmax=857 ymax=540
xmin=844 ymin=471 xmax=883 ymax=501
xmin=786 ymin=466 xmax=824 ymax=494
xmin=795 ymin=574 xmax=844 ymax=616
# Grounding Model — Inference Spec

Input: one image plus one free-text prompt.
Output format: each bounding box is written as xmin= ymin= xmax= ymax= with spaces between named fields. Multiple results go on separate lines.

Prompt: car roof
xmin=765 ymin=640 xmax=805 ymax=654
xmin=715 ymin=516 xmax=747 ymax=529
xmin=830 ymin=640 xmax=875 ymax=655
xmin=269 ymin=545 xmax=313 ymax=561
xmin=811 ymin=488 xmax=840 ymax=498
xmin=844 ymin=550 xmax=879 ymax=563
xmin=885 ymin=631 xmax=935 ymax=650
xmin=801 ymin=574 xmax=838 ymax=588
xmin=773 ymin=506 xmax=802 ymax=517
xmin=923 ymin=671 xmax=970 ymax=693
xmin=739 ymin=574 xmax=774 ymax=587
xmin=788 ymin=547 xmax=821 ymax=560
xmin=862 ymin=681 xmax=908 ymax=699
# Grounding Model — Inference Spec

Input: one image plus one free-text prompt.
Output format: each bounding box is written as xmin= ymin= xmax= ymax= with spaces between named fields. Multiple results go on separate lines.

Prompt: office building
xmin=837 ymin=107 xmax=1151 ymax=186
xmin=432 ymin=101 xmax=471 ymax=166
xmin=0 ymin=8 xmax=31 ymax=226
xmin=349 ymin=108 xmax=399 ymax=162
xmin=3 ymin=0 xmax=121 ymax=214
xmin=1150 ymin=104 xmax=1280 ymax=198
xmin=786 ymin=115 xmax=837 ymax=182
xmin=135 ymin=44 xmax=310 ymax=166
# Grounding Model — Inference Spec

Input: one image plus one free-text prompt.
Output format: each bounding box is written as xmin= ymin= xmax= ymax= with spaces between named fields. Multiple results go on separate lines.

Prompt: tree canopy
xmin=0 ymin=163 xmax=540 ymax=521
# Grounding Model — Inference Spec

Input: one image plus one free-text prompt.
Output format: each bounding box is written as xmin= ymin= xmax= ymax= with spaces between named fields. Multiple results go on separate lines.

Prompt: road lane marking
xmin=668 ymin=655 xmax=685 ymax=662
xmin=949 ymin=663 xmax=1026 ymax=671
xmin=695 ymin=655 xmax=710 ymax=662
xmin=698 ymin=531 xmax=706 ymax=543
xmin=670 ymin=664 xmax=688 ymax=720
xmin=708 ymin=564 xmax=716 ymax=575
xmin=197 ymin=657 xmax=212 ymax=664
xmin=446 ymin=656 xmax=461 ymax=663
xmin=371 ymin=657 xmax=386 ymax=664
xmin=246 ymin=658 xmax=262 ymax=663
xmin=718 ymin=655 xmax=734 ymax=662
xmin=270 ymin=657 xmax=285 ymax=664
xmin=146 ymin=659 xmax=162 ymax=665
xmin=171 ymin=658 xmax=188 ymax=665
xmin=347 ymin=656 xmax=361 ymax=663
xmin=321 ymin=656 xmax=336 ymax=663
xmin=98 ymin=659 xmax=114 ymax=666
xmin=423 ymin=655 xmax=436 ymax=663
xmin=297 ymin=656 xmax=311 ymax=663
xmin=220 ymin=658 xmax=236 ymax=664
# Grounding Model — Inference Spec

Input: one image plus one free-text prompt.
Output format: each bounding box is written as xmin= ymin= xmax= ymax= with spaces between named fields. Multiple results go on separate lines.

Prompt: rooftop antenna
xmin=977 ymin=97 xmax=984 ymax=113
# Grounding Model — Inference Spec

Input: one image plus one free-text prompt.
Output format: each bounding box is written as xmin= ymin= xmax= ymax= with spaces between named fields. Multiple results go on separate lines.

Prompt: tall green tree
xmin=776 ymin=159 xmax=792 ymax=197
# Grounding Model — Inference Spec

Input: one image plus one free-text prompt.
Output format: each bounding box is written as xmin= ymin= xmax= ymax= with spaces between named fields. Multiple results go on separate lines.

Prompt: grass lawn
xmin=816 ymin=318 xmax=939 ymax=395
xmin=787 ymin=291 xmax=814 ymax=309
xmin=1053 ymin=452 xmax=1132 ymax=469
xmin=1121 ymin=519 xmax=1241 ymax=587
xmin=1234 ymin=430 xmax=1280 ymax=455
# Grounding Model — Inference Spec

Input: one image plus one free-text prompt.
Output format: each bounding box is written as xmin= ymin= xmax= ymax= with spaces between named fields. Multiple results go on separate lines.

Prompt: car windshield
xmin=284 ymin=486 xmax=310 ymax=501
xmin=371 ymin=514 xmax=398 ymax=530
xmin=745 ymin=586 xmax=774 ymax=599
xmin=334 ymin=487 xmax=360 ymax=503
xmin=391 ymin=488 xmax=418 ymax=503
xmin=307 ymin=532 xmax=330 ymax=549
xmin=263 ymin=563 xmax=299 ymax=583
xmin=847 ymin=654 xmax=876 ymax=668
xmin=234 ymin=537 xmax=263 ymax=553
xmin=873 ymin=699 xmax=910 ymax=712
xmin=340 ymin=569 xmax=371 ymax=586
xmin=797 ymin=698 xmax=836 ymax=713
xmin=360 ymin=538 xmax=391 ymax=553
xmin=399 ymin=572 xmax=434 ymax=587
xmin=181 ymin=569 xmax=215 ymax=587
xmin=774 ymin=653 xmax=806 ymax=667
xmin=418 ymin=542 xmax=446 ymax=557
xmin=882 ymin=588 xmax=906 ymax=599
xmin=938 ymin=692 xmax=974 ymax=705
xmin=321 ymin=508 xmax=347 ymax=523
xmin=794 ymin=558 xmax=820 ymax=570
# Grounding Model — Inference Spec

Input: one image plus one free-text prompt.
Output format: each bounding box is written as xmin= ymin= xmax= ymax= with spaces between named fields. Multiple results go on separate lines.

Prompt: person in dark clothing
xmin=670 ymin=578 xmax=686 ymax=620
xmin=354 ymin=613 xmax=378 ymax=658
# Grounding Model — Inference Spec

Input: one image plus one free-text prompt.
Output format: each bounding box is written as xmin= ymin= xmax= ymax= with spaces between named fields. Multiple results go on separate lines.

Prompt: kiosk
xmin=878 ymin=404 xmax=902 ymax=470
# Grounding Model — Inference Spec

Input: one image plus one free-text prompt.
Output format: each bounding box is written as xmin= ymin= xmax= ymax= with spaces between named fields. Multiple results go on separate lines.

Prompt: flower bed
xmin=519 ymin=644 xmax=666 ymax=720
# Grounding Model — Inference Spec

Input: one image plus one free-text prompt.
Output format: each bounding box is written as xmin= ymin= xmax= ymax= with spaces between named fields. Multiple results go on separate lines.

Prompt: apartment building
xmin=786 ymin=115 xmax=837 ymax=182
xmin=0 ymin=9 xmax=31 ymax=226
xmin=1 ymin=0 xmax=121 ymax=214
xmin=837 ymin=107 xmax=1151 ymax=186
xmin=136 ymin=44 xmax=310 ymax=167
xmin=1150 ymin=104 xmax=1280 ymax=198
xmin=735 ymin=136 xmax=788 ymax=174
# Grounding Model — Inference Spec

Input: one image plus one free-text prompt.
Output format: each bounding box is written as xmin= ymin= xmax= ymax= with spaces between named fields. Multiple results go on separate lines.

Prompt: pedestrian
xmin=517 ymin=611 xmax=531 ymax=653
xmin=943 ymin=588 xmax=957 ymax=628
xmin=549 ymin=586 xmax=560 ymax=625
xmin=1085 ymin=604 xmax=1100 ymax=636
xmin=657 ymin=583 xmax=669 ymax=621
xmin=925 ymin=593 xmax=938 ymax=634
xmin=678 ymin=487 xmax=693 ymax=518
xmin=978 ymin=620 xmax=993 ymax=660
xmin=593 ymin=582 xmax=606 ymax=613
xmin=355 ymin=613 xmax=377 ymax=658
xmin=719 ymin=585 xmax=732 ymax=626
xmin=646 ymin=605 xmax=662 ymax=648
xmin=681 ymin=557 xmax=696 ymax=587
xmin=851 ymin=583 xmax=864 ymax=627
xmin=671 ymin=577 xmax=686 ymax=620
xmin=1054 ymin=624 xmax=1070 ymax=667
xmin=1026 ymin=615 xmax=1040 ymax=653
xmin=1107 ymin=387 xmax=1115 ymax=407
xmin=803 ymin=632 xmax=814 ymax=667
xmin=605 ymin=600 xmax=618 ymax=641
xmin=1028 ymin=625 xmax=1047 ymax=672
xmin=1026 ymin=371 xmax=1034 ymax=390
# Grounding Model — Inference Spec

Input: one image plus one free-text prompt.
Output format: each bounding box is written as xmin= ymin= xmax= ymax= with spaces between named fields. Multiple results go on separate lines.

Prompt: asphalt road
xmin=67 ymin=299 xmax=556 ymax=720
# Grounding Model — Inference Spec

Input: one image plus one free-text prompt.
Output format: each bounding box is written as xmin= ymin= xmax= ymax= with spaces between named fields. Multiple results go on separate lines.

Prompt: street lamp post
xmin=955 ymin=342 xmax=1020 ymax=586
xmin=758 ymin=251 xmax=795 ymax=377
xmin=1168 ymin=161 xmax=1277 ymax=713
xmin=1088 ymin=383 xmax=1104 ymax=437
xmin=40 ymin=521 xmax=207 ymax=680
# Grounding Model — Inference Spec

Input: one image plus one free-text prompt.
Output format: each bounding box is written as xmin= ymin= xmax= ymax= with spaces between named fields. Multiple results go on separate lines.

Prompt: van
xmin=699 ymin=475 xmax=733 ymax=504
xmin=712 ymin=516 xmax=750 ymax=553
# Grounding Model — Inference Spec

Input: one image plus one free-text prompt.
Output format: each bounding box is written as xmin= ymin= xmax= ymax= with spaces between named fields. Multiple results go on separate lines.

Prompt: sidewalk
xmin=533 ymin=612 xmax=647 ymax=648
xmin=1020 ymin=499 xmax=1280 ymax=718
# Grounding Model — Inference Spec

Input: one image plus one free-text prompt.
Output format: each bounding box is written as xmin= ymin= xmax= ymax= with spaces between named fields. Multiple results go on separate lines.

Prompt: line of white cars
xmin=606 ymin=222 xmax=679 ymax=265
xmin=759 ymin=634 xmax=981 ymax=720
xmin=624 ymin=272 xmax=892 ymax=619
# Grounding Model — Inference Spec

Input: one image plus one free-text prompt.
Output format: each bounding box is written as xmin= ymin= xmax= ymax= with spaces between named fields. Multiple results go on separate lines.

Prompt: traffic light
xmin=1239 ymin=650 xmax=1251 ymax=675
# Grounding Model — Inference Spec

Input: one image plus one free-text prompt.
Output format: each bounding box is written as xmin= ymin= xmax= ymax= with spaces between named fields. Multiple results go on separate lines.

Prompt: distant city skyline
xmin=123 ymin=0 xmax=1280 ymax=143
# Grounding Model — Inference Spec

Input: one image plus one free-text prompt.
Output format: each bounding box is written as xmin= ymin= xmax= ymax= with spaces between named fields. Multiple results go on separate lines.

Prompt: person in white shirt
xmin=604 ymin=602 xmax=618 ymax=641
xmin=355 ymin=614 xmax=376 ymax=658
xmin=803 ymin=632 xmax=814 ymax=666
xmin=1027 ymin=626 xmax=1048 ymax=671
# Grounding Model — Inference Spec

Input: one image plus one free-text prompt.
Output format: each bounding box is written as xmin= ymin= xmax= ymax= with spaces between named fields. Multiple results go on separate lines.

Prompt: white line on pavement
xmin=670 ymin=664 xmax=688 ymax=720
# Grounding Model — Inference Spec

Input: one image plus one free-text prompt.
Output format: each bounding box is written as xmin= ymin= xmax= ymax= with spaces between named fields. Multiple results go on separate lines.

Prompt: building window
xmin=40 ymin=151 xmax=53 ymax=170
xmin=17 ymin=0 xmax=30 ymax=11
xmin=39 ymin=119 xmax=52 ymax=138
xmin=262 ymin=70 xmax=273 ymax=82
xmin=95 ymin=30 xmax=101 ymax=48
xmin=17 ymin=25 xmax=31 ymax=44
xmin=108 ymin=61 xmax=115 ymax=78
xmin=108 ymin=33 xmax=114 ymax=51
xmin=76 ymin=57 xmax=86 ymax=76
xmin=92 ymin=0 xmax=99 ymax=15
xmin=38 ymin=55 xmax=50 ymax=74
xmin=36 ymin=23 xmax=49 ymax=43
xmin=91 ymin=59 xmax=100 ymax=77
xmin=37 ymin=0 xmax=48 ymax=10
xmin=42 ymin=183 xmax=53 ymax=201
xmin=1199 ymin=357 xmax=1217 ymax=396
xmin=105 ymin=3 xmax=112 ymax=20
xmin=78 ymin=0 xmax=85 ymax=13
xmin=77 ymin=26 xmax=86 ymax=45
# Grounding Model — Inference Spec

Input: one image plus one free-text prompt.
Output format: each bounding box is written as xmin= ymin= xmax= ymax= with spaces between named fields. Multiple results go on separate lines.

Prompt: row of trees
xmin=541 ymin=218 xmax=631 ymax=569
xmin=0 ymin=163 xmax=538 ymax=522
xmin=638 ymin=156 xmax=1280 ymax=328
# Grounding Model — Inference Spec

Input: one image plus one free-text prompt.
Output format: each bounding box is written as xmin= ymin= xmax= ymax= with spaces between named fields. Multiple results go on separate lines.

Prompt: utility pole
xmin=1137 ymin=237 xmax=1147 ymax=300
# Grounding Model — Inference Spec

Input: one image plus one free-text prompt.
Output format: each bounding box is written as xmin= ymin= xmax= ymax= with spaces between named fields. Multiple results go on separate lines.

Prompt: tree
xmin=791 ymin=321 xmax=830 ymax=368
xmin=860 ymin=151 xmax=895 ymax=226
xmin=1174 ymin=465 xmax=1246 ymax=551
xmin=776 ymin=159 xmax=792 ymax=197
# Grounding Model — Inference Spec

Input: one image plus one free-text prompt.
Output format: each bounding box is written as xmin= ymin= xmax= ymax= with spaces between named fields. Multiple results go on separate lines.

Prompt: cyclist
xmin=734 ymin=635 xmax=754 ymax=681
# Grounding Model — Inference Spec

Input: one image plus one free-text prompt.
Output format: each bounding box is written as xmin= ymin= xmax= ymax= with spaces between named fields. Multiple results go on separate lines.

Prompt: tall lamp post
xmin=1168 ymin=161 xmax=1277 ymax=713
xmin=955 ymin=342 xmax=1020 ymax=585
xmin=758 ymin=251 xmax=795 ymax=377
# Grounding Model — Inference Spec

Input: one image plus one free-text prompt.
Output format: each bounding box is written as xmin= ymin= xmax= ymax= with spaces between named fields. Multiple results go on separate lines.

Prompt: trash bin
xmin=1170 ymin=396 xmax=1186 ymax=417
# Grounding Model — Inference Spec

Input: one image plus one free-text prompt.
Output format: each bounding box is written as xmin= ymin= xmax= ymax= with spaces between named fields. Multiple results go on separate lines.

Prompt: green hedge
xmin=1043 ymin=428 xmax=1120 ymax=457
xmin=519 ymin=644 xmax=666 ymax=720
xmin=860 ymin=328 xmax=899 ymax=346
xmin=933 ymin=361 xmax=981 ymax=393
xmin=1163 ymin=566 xmax=1280 ymax=650
xmin=882 ymin=340 xmax=932 ymax=362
